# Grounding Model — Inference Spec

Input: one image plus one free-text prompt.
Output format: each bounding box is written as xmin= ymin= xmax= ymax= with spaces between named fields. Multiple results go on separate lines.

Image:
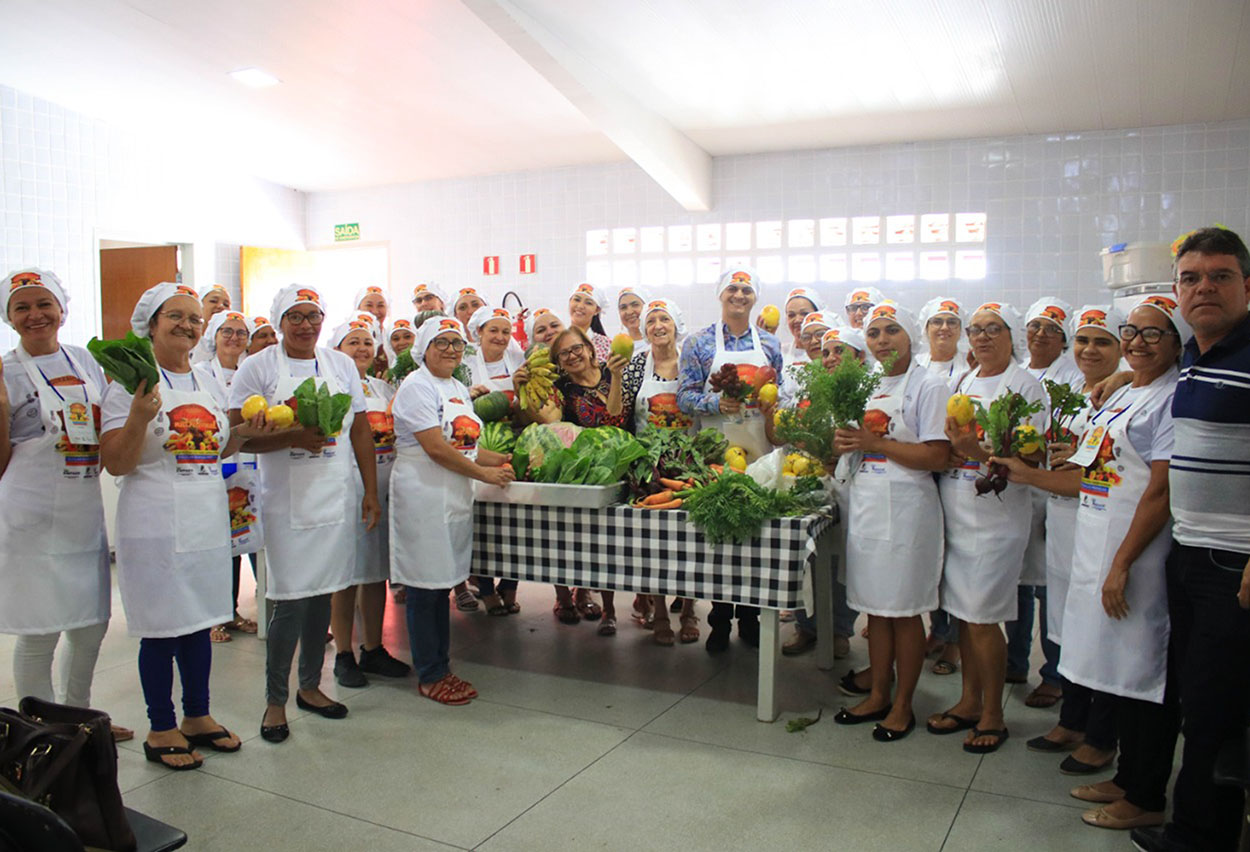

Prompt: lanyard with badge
xmin=35 ymin=352 xmax=98 ymax=445
xmin=1067 ymin=384 xmax=1134 ymax=469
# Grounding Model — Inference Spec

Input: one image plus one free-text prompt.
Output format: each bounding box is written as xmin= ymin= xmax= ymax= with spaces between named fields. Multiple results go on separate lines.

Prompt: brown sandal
xmin=210 ymin=624 xmax=232 ymax=643
xmin=418 ymin=675 xmax=472 ymax=705
xmin=653 ymin=620 xmax=675 ymax=646
xmin=679 ymin=615 xmax=700 ymax=643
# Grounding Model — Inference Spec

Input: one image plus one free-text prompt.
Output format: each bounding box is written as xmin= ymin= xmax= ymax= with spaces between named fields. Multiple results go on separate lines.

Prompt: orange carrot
xmin=643 ymin=499 xmax=682 ymax=510
xmin=658 ymin=477 xmax=688 ymax=491
xmin=709 ymin=464 xmax=724 ymax=474
xmin=641 ymin=490 xmax=675 ymax=506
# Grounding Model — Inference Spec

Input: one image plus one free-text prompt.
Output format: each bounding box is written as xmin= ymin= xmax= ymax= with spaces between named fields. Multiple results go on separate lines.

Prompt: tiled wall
xmin=307 ymin=121 xmax=1250 ymax=334
xmin=0 ymin=84 xmax=305 ymax=350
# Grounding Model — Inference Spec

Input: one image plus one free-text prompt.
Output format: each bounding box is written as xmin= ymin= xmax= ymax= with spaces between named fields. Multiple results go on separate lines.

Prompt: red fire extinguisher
xmin=502 ymin=290 xmax=528 ymax=350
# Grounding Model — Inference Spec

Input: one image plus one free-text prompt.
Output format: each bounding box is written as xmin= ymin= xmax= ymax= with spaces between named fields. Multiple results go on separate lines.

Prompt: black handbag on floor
xmin=0 ymin=697 xmax=135 ymax=851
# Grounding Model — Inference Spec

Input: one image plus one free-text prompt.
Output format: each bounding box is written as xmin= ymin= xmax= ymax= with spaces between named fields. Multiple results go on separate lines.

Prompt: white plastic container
xmin=1100 ymin=242 xmax=1174 ymax=288
xmin=474 ymin=480 xmax=624 ymax=508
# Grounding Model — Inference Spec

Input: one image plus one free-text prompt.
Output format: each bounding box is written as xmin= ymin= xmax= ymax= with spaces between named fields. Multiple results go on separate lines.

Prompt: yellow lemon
xmin=791 ymin=455 xmax=811 ymax=476
xmin=241 ymin=394 xmax=268 ymax=420
xmin=725 ymin=446 xmax=748 ymax=472
xmin=759 ymin=304 xmax=781 ymax=333
xmin=1016 ymin=424 xmax=1043 ymax=455
xmin=265 ymin=403 xmax=295 ymax=428
xmin=946 ymin=394 xmax=975 ymax=427
xmin=757 ymin=382 xmax=779 ymax=406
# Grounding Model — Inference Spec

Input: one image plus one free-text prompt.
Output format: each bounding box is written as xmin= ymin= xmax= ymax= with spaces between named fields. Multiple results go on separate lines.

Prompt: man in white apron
xmin=228 ymin=284 xmax=380 ymax=743
xmin=677 ymin=266 xmax=783 ymax=653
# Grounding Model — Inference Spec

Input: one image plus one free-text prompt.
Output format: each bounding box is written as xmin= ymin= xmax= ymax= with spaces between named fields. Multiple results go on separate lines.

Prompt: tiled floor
xmin=0 ymin=579 xmax=1143 ymax=852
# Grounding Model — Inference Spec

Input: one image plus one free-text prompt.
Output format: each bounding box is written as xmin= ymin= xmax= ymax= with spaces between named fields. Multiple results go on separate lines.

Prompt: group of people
xmin=1 ymin=225 xmax=1247 ymax=851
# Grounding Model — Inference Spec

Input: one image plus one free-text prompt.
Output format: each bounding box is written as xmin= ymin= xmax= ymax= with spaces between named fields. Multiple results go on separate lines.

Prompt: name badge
xmin=61 ymin=399 xmax=98 ymax=445
xmin=1067 ymin=423 xmax=1105 ymax=469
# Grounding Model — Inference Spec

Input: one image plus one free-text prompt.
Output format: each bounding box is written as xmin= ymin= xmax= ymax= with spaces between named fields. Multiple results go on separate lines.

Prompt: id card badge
xmin=61 ymin=399 xmax=98 ymax=445
xmin=1067 ymin=423 xmax=1105 ymax=469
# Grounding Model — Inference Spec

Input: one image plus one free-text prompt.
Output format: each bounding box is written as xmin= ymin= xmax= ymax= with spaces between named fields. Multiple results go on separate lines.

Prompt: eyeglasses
xmin=966 ymin=323 xmax=1006 ymax=339
xmin=1026 ymin=320 xmax=1064 ymax=336
xmin=430 ymin=338 xmax=466 ymax=352
xmin=284 ymin=311 xmax=324 ymax=326
xmin=926 ymin=317 xmax=961 ymax=330
xmin=1176 ymin=269 xmax=1243 ymax=288
xmin=1118 ymin=324 xmax=1177 ymax=344
xmin=846 ymin=303 xmax=871 ymax=313
xmin=556 ymin=342 xmax=588 ymax=360
xmin=159 ymin=311 xmax=204 ymax=327
xmin=217 ymin=328 xmax=247 ymax=339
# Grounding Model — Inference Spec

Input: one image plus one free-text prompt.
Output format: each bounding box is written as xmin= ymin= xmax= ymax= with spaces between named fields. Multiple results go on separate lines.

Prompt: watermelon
xmin=480 ymin=421 xmax=516 ymax=454
xmin=545 ymin=422 xmax=583 ymax=448
xmin=474 ymin=391 xmax=510 ymax=423
xmin=413 ymin=310 xmax=445 ymax=329
xmin=515 ymin=422 xmax=569 ymax=469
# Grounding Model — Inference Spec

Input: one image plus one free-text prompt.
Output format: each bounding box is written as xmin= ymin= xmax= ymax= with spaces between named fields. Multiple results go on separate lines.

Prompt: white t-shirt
xmin=227 ymin=345 xmax=366 ymax=417
xmin=960 ymin=367 xmax=1049 ymax=436
xmin=391 ymin=370 xmax=470 ymax=449
xmin=1026 ymin=354 xmax=1084 ymax=389
xmin=3 ymin=344 xmax=108 ymax=445
xmin=875 ymin=367 xmax=949 ymax=443
xmin=1100 ymin=381 xmax=1176 ymax=464
xmin=100 ymin=367 xmax=225 ymax=434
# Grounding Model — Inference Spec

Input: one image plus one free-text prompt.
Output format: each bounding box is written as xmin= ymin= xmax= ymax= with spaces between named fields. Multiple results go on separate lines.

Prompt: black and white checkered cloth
xmin=472 ymin=503 xmax=835 ymax=609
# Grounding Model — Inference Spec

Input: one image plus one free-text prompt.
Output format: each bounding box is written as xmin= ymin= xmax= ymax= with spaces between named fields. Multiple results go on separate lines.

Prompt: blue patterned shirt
xmin=677 ymin=323 xmax=784 ymax=415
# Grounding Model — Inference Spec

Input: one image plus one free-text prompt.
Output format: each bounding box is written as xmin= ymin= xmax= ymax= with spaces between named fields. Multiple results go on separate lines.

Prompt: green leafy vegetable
xmin=785 ymin=707 xmax=823 ymax=733
xmin=386 ymin=348 xmax=418 ymax=385
xmin=290 ymin=377 xmax=352 ymax=436
xmin=775 ymin=355 xmax=893 ymax=461
xmin=973 ymin=391 xmax=1045 ymax=497
xmin=1043 ymin=378 xmax=1086 ymax=445
xmin=681 ymin=471 xmax=813 ymax=544
xmin=86 ymin=332 xmax=160 ymax=395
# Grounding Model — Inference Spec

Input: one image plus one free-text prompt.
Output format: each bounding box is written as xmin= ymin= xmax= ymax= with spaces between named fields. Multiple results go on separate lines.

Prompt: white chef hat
xmin=1025 ymin=297 xmax=1075 ymax=344
xmin=524 ymin=307 xmax=563 ymax=339
xmin=411 ymin=281 xmax=447 ymax=307
xmin=202 ymin=310 xmax=249 ymax=355
xmin=383 ymin=317 xmax=417 ymax=360
xmin=918 ymin=296 xmax=964 ymax=328
xmin=821 ymin=325 xmax=866 ymax=354
xmin=415 ymin=315 xmax=468 ymax=364
xmin=616 ymin=286 xmax=651 ymax=307
xmin=329 ymin=317 xmax=377 ymax=350
xmin=844 ymin=286 xmax=884 ymax=311
xmin=1128 ymin=294 xmax=1194 ymax=346
xmin=353 ymin=285 xmax=387 ymax=311
xmin=969 ymin=300 xmax=1027 ymax=361
xmin=1073 ymin=304 xmax=1124 ymax=338
xmin=452 ymin=287 xmax=488 ymax=315
xmin=716 ymin=265 xmax=760 ymax=298
xmin=799 ymin=311 xmax=834 ymax=336
xmin=270 ymin=283 xmax=325 ymax=327
xmin=248 ymin=316 xmax=273 ymax=340
xmin=3 ymin=267 xmax=69 ymax=328
xmin=643 ymin=297 xmax=686 ymax=337
xmin=784 ymin=287 xmax=824 ymax=313
xmin=199 ymin=283 xmax=230 ymax=301
xmin=569 ymin=282 xmax=607 ymax=311
xmin=865 ymin=299 xmax=919 ymax=344
xmin=467 ymin=305 xmax=512 ymax=339
xmin=130 ymin=282 xmax=202 ymax=338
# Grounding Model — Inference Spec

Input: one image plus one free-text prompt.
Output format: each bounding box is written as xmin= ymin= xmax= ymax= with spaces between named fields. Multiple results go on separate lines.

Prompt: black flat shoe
xmin=873 ymin=715 xmax=916 ymax=742
xmin=1027 ymin=734 xmax=1079 ymax=753
xmin=837 ymin=670 xmax=871 ymax=696
xmin=296 ymin=694 xmax=349 ymax=719
xmin=1059 ymin=753 xmax=1115 ymax=775
xmin=705 ymin=626 xmax=730 ymax=654
xmin=260 ymin=714 xmax=289 ymax=744
xmin=333 ymin=651 xmax=368 ymax=688
xmin=833 ymin=704 xmax=892 ymax=725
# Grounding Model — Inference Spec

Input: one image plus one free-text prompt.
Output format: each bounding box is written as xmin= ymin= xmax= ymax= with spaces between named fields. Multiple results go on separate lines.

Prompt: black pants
xmin=231 ymin=553 xmax=258 ymax=615
xmin=1167 ymin=543 xmax=1250 ymax=851
xmin=1057 ymin=676 xmax=1117 ymax=752
xmin=708 ymin=603 xmax=758 ymax=629
xmin=1110 ymin=688 xmax=1181 ymax=813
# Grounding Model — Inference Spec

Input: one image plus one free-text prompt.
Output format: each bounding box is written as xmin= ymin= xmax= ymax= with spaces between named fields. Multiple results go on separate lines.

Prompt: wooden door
xmin=99 ymin=246 xmax=179 ymax=339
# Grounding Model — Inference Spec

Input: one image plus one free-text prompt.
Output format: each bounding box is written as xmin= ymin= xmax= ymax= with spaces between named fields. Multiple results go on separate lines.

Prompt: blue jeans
xmin=406 ymin=587 xmax=451 ymax=684
xmin=794 ymin=578 xmax=857 ymax=638
xmin=138 ymin=629 xmax=211 ymax=731
xmin=1006 ymin=585 xmax=1060 ymax=684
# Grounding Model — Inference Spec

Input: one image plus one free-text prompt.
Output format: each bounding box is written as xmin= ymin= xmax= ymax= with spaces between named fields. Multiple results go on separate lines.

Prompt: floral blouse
xmin=554 ymin=365 xmax=630 ymax=432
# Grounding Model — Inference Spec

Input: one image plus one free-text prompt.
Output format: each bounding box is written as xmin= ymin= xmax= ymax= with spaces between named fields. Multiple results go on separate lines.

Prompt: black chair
xmin=1214 ymin=727 xmax=1250 ymax=852
xmin=0 ymin=790 xmax=186 ymax=852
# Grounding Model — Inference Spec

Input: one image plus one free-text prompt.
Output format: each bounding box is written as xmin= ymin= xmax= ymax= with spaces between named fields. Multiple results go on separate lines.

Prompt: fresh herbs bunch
xmin=972 ymin=391 xmax=1044 ymax=496
xmin=774 ymin=354 xmax=893 ymax=461
xmin=627 ymin=426 xmax=727 ymax=496
xmin=681 ymin=471 xmax=815 ymax=544
xmin=1043 ymin=379 xmax=1086 ymax=445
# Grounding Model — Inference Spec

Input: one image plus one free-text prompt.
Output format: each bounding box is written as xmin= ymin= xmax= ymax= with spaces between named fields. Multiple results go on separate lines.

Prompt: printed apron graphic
xmin=163 ymin=403 xmax=222 ymax=476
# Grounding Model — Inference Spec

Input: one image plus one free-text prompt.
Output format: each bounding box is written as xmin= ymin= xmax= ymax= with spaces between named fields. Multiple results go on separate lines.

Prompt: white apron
xmin=0 ymin=346 xmax=110 ymax=634
xmin=351 ymin=376 xmax=394 ymax=584
xmin=938 ymin=362 xmax=1034 ymax=624
xmin=845 ymin=365 xmax=944 ymax=617
xmin=257 ymin=347 xmax=355 ymax=600
xmin=468 ymin=349 xmax=522 ymax=404
xmin=1041 ymin=402 xmax=1090 ymax=644
xmin=918 ymin=353 xmax=961 ymax=388
xmin=1059 ymin=377 xmax=1175 ymax=703
xmin=115 ymin=368 xmax=232 ymax=638
xmin=700 ymin=325 xmax=771 ymax=460
xmin=208 ymin=356 xmax=263 ymax=557
xmin=389 ymin=382 xmax=481 ymax=589
xmin=634 ymin=351 xmax=693 ymax=434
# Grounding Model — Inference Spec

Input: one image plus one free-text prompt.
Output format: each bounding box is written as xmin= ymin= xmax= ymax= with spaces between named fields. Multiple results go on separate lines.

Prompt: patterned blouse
xmin=554 ymin=365 xmax=631 ymax=432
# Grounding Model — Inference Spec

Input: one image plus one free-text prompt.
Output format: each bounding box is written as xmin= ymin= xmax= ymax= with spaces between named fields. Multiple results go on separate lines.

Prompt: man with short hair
xmin=1133 ymin=226 xmax=1250 ymax=852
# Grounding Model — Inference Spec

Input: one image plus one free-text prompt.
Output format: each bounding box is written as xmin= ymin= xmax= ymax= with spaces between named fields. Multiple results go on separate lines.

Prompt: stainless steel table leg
xmin=757 ymin=607 xmax=780 ymax=722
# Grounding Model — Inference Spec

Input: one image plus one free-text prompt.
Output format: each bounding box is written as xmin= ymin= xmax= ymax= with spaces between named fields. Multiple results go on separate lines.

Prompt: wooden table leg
xmin=757 ymin=607 xmax=780 ymax=722
xmin=813 ymin=530 xmax=836 ymax=671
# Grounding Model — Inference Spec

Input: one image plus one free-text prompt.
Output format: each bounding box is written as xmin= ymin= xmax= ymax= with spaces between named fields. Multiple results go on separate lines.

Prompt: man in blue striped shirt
xmin=1134 ymin=226 xmax=1250 ymax=852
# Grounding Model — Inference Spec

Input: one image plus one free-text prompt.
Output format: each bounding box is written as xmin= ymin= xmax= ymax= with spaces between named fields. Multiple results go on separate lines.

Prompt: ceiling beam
xmin=461 ymin=0 xmax=712 ymax=212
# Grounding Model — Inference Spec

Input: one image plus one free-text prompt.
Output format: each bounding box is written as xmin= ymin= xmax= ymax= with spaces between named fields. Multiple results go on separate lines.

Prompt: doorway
xmin=98 ymin=241 xmax=183 ymax=339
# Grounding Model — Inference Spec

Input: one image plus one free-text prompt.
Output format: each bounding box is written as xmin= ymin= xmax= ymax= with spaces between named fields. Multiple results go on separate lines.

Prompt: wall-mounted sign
xmin=334 ymin=223 xmax=360 ymax=242
xmin=483 ymin=256 xmax=500 ymax=275
xmin=520 ymin=254 xmax=536 ymax=274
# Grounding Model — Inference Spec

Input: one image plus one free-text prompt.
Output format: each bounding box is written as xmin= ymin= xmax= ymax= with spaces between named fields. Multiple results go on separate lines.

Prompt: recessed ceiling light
xmin=229 ymin=67 xmax=280 ymax=88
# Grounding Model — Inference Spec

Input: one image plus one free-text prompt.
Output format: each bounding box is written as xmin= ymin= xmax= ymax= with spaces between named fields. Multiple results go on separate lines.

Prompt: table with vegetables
xmin=471 ymin=415 xmax=839 ymax=722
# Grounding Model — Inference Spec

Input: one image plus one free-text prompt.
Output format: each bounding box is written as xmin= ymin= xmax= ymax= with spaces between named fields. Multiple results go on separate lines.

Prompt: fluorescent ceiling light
xmin=229 ymin=67 xmax=280 ymax=88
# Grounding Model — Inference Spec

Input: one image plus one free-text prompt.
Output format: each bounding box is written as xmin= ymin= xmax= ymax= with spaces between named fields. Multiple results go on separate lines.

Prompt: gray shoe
xmin=333 ymin=651 xmax=368 ymax=688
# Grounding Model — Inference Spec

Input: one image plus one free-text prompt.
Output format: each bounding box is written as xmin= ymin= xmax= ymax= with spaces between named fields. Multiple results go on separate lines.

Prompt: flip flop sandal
xmin=228 ymin=617 xmax=258 ymax=634
xmin=962 ymin=727 xmax=1010 ymax=754
xmin=454 ymin=589 xmax=480 ymax=612
xmin=1024 ymin=687 xmax=1062 ymax=708
xmin=447 ymin=674 xmax=478 ymax=698
xmin=931 ymin=659 xmax=958 ymax=676
xmin=183 ymin=727 xmax=242 ymax=753
xmin=553 ymin=603 xmax=580 ymax=624
xmin=678 ymin=615 xmax=700 ymax=643
xmin=143 ymin=742 xmax=203 ymax=771
xmin=575 ymin=598 xmax=603 ymax=621
xmin=597 ymin=616 xmax=617 ymax=636
xmin=210 ymin=625 xmax=232 ymax=643
xmin=419 ymin=675 xmax=472 ymax=705
xmin=110 ymin=724 xmax=135 ymax=743
xmin=925 ymin=712 xmax=979 ymax=735
xmin=484 ymin=595 xmax=509 ymax=617
xmin=653 ymin=621 xmax=676 ymax=646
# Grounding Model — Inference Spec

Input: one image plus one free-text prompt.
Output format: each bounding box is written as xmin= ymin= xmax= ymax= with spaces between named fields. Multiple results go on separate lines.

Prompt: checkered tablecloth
xmin=472 ymin=503 xmax=835 ymax=610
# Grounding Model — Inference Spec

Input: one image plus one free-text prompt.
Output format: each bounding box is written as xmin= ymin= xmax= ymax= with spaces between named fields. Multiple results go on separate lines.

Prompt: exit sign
xmin=334 ymin=223 xmax=360 ymax=242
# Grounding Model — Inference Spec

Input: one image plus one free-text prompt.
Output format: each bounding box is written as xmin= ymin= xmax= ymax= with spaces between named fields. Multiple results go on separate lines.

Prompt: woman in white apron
xmin=390 ymin=318 xmax=513 ymax=704
xmin=832 ymin=302 xmax=950 ymax=741
xmin=1022 ymin=305 xmax=1124 ymax=771
xmin=616 ymin=286 xmax=650 ymax=354
xmin=228 ymin=284 xmax=379 ymax=743
xmin=619 ymin=298 xmax=700 ymax=644
xmin=780 ymin=287 xmax=822 ymax=364
xmin=384 ymin=318 xmax=416 ymax=365
xmin=326 ymin=320 xmax=410 ymax=688
xmin=200 ymin=310 xmax=260 ymax=642
xmin=927 ymin=302 xmax=1046 ymax=754
xmin=466 ymin=306 xmax=524 ymax=404
xmin=189 ymin=284 xmax=232 ymax=364
xmin=996 ymin=296 xmax=1187 ymax=831
xmin=0 ymin=268 xmax=123 ymax=737
xmin=843 ymin=286 xmax=884 ymax=330
xmin=246 ymin=315 xmax=277 ymax=355
xmin=100 ymin=282 xmax=269 ymax=769
xmin=567 ymin=282 xmax=612 ymax=363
